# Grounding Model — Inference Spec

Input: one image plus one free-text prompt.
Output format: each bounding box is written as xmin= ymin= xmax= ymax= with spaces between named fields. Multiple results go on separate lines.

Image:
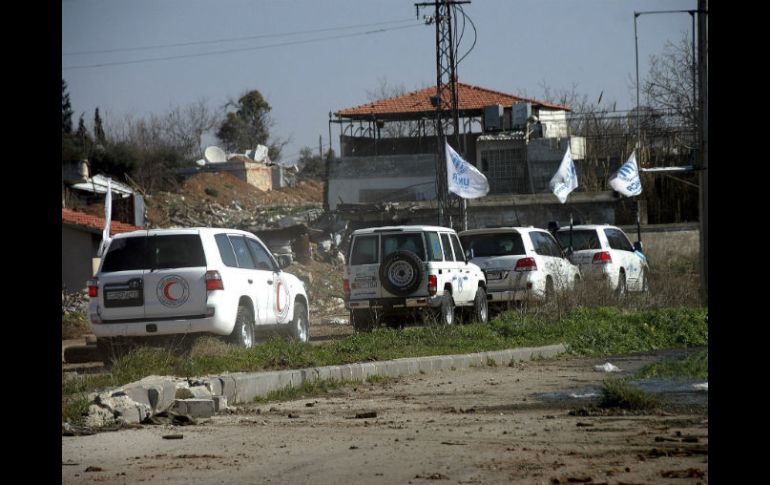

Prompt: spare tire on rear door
xmin=378 ymin=250 xmax=425 ymax=296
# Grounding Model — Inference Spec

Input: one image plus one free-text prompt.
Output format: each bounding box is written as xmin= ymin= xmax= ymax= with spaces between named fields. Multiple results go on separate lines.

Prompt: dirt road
xmin=62 ymin=349 xmax=707 ymax=484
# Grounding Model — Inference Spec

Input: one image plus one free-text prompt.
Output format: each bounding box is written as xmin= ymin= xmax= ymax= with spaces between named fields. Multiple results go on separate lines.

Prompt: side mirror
xmin=633 ymin=241 xmax=644 ymax=253
xmin=276 ymin=254 xmax=292 ymax=269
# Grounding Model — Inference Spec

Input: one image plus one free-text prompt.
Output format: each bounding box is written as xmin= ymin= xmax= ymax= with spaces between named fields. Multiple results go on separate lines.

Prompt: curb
xmin=83 ymin=344 xmax=566 ymax=424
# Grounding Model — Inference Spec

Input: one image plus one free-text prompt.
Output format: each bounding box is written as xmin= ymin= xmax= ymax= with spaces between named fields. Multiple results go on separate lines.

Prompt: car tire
xmin=616 ymin=272 xmax=627 ymax=297
xmin=436 ymin=294 xmax=455 ymax=325
xmin=290 ymin=300 xmax=309 ymax=342
xmin=379 ymin=250 xmax=425 ymax=296
xmin=351 ymin=309 xmax=376 ymax=332
xmin=229 ymin=305 xmax=255 ymax=349
xmin=640 ymin=270 xmax=650 ymax=293
xmin=545 ymin=277 xmax=555 ymax=302
xmin=472 ymin=287 xmax=489 ymax=324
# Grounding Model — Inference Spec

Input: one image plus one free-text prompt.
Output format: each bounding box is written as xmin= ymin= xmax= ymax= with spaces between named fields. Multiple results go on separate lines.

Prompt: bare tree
xmin=162 ymin=99 xmax=222 ymax=161
xmin=642 ymin=33 xmax=696 ymax=130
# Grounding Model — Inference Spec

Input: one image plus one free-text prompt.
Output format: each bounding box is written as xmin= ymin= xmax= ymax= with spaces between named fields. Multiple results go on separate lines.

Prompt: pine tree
xmin=94 ymin=107 xmax=106 ymax=145
xmin=62 ymin=79 xmax=73 ymax=134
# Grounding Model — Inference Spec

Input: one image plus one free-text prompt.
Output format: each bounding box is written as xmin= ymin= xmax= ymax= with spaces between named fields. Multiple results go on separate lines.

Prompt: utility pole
xmin=319 ymin=135 xmax=323 ymax=160
xmin=415 ymin=0 xmax=470 ymax=227
xmin=697 ymin=0 xmax=708 ymax=305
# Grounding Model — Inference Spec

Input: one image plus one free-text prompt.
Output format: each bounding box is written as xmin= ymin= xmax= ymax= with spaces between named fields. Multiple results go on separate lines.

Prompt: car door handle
xmin=248 ymin=279 xmax=253 ymax=284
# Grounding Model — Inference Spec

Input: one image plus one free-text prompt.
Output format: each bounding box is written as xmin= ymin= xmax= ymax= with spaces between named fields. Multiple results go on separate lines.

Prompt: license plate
xmin=486 ymin=271 xmax=504 ymax=280
xmin=106 ymin=290 xmax=140 ymax=300
xmin=354 ymin=278 xmax=376 ymax=289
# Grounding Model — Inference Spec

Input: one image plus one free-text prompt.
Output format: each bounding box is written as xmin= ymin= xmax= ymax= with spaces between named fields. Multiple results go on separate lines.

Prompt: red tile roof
xmin=335 ymin=82 xmax=570 ymax=119
xmin=62 ymin=208 xmax=141 ymax=235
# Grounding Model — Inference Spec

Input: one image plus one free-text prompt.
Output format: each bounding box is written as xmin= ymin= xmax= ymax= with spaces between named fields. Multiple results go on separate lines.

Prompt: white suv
xmin=459 ymin=227 xmax=581 ymax=307
xmin=555 ymin=224 xmax=649 ymax=294
xmin=87 ymin=228 xmax=310 ymax=355
xmin=343 ymin=225 xmax=488 ymax=330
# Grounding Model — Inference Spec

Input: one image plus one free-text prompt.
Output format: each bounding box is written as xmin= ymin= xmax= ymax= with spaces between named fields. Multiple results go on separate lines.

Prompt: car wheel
xmin=640 ymin=270 xmax=650 ymax=293
xmin=290 ymin=300 xmax=309 ymax=342
xmin=473 ymin=287 xmax=489 ymax=324
xmin=436 ymin=294 xmax=455 ymax=325
xmin=545 ymin=277 xmax=555 ymax=302
xmin=229 ymin=305 xmax=255 ymax=348
xmin=616 ymin=272 xmax=627 ymax=297
xmin=351 ymin=309 xmax=376 ymax=332
xmin=379 ymin=250 xmax=425 ymax=296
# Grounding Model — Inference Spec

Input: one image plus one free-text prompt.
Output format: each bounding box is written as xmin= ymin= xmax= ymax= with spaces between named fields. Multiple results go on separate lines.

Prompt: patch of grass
xmin=599 ymin=378 xmax=659 ymax=410
xmin=62 ymin=307 xmax=707 ymax=406
xmin=635 ymin=349 xmax=708 ymax=380
xmin=62 ymin=311 xmax=90 ymax=339
xmin=204 ymin=187 xmax=219 ymax=197
xmin=254 ymin=379 xmax=347 ymax=403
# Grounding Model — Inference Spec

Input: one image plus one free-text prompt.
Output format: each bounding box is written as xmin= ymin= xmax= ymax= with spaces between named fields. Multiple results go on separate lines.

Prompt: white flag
xmin=446 ymin=141 xmax=489 ymax=198
xmin=609 ymin=150 xmax=642 ymax=197
xmin=98 ymin=177 xmax=113 ymax=256
xmin=549 ymin=145 xmax=578 ymax=204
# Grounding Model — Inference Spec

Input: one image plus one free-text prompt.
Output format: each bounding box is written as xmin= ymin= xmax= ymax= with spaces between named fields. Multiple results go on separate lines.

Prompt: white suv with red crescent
xmin=87 ymin=228 xmax=310 ymax=356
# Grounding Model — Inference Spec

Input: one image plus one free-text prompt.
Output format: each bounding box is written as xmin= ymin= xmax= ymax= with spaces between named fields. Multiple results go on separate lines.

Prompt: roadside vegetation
xmin=62 ymin=305 xmax=707 ymax=420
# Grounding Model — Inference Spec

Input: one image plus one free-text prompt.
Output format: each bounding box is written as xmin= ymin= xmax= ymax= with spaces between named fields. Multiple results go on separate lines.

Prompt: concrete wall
xmin=62 ymin=226 xmax=97 ymax=291
xmin=327 ymin=154 xmax=436 ymax=210
xmin=617 ymin=224 xmax=699 ymax=267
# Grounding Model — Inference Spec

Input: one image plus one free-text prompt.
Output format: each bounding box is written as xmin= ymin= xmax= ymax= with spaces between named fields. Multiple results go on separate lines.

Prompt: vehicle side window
xmin=246 ymin=238 xmax=277 ymax=271
xmin=215 ymin=233 xmax=238 ymax=267
xmin=450 ymin=234 xmax=465 ymax=262
xmin=541 ymin=232 xmax=564 ymax=257
xmin=229 ymin=236 xmax=257 ymax=269
xmin=530 ymin=231 xmax=560 ymax=257
xmin=604 ymin=229 xmax=634 ymax=252
xmin=350 ymin=235 xmax=378 ymax=265
xmin=440 ymin=233 xmax=454 ymax=261
xmin=425 ymin=232 xmax=444 ymax=261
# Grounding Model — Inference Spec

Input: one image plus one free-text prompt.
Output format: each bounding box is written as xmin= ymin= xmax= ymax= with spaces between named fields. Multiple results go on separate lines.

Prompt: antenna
xmin=204 ymin=146 xmax=227 ymax=164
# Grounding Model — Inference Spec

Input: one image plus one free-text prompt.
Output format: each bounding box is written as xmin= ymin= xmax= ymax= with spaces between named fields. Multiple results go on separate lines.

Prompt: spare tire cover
xmin=379 ymin=250 xmax=425 ymax=296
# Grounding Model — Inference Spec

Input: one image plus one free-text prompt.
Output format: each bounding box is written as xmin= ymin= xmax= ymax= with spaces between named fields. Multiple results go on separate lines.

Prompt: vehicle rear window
xmin=215 ymin=233 xmax=238 ymax=267
xmin=101 ymin=235 xmax=206 ymax=272
xmin=556 ymin=230 xmax=602 ymax=251
xmin=350 ymin=235 xmax=379 ymax=265
xmin=381 ymin=233 xmax=426 ymax=261
xmin=460 ymin=233 xmax=525 ymax=257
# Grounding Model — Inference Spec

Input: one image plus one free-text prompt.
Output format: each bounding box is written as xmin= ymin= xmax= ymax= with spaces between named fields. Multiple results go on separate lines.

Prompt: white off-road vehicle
xmin=343 ymin=225 xmax=488 ymax=330
xmin=87 ymin=228 xmax=310 ymax=357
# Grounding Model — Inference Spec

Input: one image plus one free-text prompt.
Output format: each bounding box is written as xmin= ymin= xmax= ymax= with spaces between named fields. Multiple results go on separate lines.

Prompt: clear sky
xmin=62 ymin=0 xmax=696 ymax=166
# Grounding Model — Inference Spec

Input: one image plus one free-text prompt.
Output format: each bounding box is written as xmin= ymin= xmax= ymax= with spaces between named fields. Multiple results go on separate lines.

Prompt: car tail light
xmin=592 ymin=251 xmax=612 ymax=264
xmin=87 ymin=279 xmax=98 ymax=298
xmin=343 ymin=278 xmax=350 ymax=296
xmin=205 ymin=270 xmax=224 ymax=291
xmin=428 ymin=275 xmax=438 ymax=296
xmin=514 ymin=257 xmax=537 ymax=272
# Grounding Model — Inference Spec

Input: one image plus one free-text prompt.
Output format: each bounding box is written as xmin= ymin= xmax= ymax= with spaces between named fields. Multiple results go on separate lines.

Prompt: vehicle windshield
xmin=556 ymin=230 xmax=602 ymax=251
xmin=102 ymin=234 xmax=206 ymax=272
xmin=459 ymin=233 xmax=525 ymax=257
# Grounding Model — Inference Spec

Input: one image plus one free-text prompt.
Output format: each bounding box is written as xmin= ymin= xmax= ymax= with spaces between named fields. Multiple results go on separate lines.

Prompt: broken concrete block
xmin=171 ymin=399 xmax=215 ymax=418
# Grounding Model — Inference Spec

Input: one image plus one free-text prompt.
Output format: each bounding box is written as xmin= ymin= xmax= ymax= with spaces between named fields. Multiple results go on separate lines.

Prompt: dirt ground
xmin=62 ymin=350 xmax=707 ymax=484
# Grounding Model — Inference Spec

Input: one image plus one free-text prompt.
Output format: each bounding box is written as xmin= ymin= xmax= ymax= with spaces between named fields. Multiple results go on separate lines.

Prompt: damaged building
xmin=327 ymin=82 xmax=621 ymax=229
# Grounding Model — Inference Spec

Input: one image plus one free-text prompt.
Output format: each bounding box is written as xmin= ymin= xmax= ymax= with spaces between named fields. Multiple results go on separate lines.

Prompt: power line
xmin=63 ymin=23 xmax=421 ymax=71
xmin=63 ymin=18 xmax=416 ymax=56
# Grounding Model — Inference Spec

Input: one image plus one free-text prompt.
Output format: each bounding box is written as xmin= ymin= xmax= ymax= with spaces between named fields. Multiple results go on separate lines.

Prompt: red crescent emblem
xmin=163 ymin=281 xmax=178 ymax=301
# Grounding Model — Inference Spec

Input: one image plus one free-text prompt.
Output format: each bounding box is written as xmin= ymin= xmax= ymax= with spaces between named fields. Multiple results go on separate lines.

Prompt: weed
xmin=599 ymin=377 xmax=659 ymax=410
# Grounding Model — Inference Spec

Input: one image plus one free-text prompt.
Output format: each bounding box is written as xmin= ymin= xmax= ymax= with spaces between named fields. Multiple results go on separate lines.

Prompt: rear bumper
xmin=346 ymin=295 xmax=441 ymax=311
xmin=89 ymin=314 xmax=233 ymax=338
xmin=487 ymin=289 xmax=532 ymax=302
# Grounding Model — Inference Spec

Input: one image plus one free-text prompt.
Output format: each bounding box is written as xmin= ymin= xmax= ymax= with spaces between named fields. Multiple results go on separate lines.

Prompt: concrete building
xmin=61 ymin=209 xmax=141 ymax=292
xmin=327 ymin=82 xmax=613 ymax=229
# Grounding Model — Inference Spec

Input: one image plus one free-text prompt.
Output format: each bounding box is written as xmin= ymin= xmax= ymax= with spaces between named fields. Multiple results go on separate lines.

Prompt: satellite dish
xmin=253 ymin=145 xmax=269 ymax=162
xmin=195 ymin=159 xmax=206 ymax=167
xmin=204 ymin=146 xmax=227 ymax=164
